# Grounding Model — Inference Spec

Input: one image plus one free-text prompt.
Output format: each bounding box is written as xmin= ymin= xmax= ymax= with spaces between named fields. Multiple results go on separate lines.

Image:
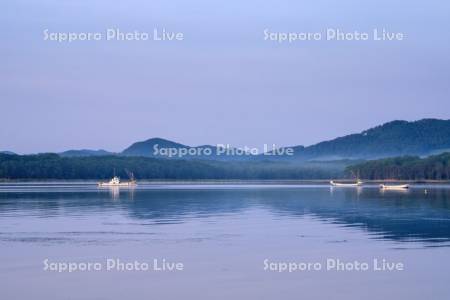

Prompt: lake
xmin=1 ymin=183 xmax=450 ymax=299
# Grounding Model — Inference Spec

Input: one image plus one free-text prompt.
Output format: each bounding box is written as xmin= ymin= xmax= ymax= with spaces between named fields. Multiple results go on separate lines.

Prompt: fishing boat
xmin=98 ymin=170 xmax=137 ymax=187
xmin=380 ymin=184 xmax=409 ymax=190
xmin=330 ymin=180 xmax=363 ymax=187
xmin=98 ymin=176 xmax=137 ymax=187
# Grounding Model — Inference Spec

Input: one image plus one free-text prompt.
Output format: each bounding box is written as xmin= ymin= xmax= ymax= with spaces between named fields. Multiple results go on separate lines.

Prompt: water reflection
xmin=0 ymin=185 xmax=450 ymax=244
xmin=261 ymin=187 xmax=450 ymax=243
xmin=101 ymin=186 xmax=135 ymax=201
xmin=379 ymin=188 xmax=411 ymax=195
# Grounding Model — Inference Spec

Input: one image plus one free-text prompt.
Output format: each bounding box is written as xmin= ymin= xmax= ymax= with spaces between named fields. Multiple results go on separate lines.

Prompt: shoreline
xmin=1 ymin=179 xmax=450 ymax=185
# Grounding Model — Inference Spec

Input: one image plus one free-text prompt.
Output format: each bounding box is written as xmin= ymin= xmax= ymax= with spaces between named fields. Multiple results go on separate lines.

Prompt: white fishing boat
xmin=98 ymin=176 xmax=137 ymax=187
xmin=380 ymin=184 xmax=409 ymax=190
xmin=98 ymin=170 xmax=137 ymax=187
xmin=330 ymin=180 xmax=363 ymax=187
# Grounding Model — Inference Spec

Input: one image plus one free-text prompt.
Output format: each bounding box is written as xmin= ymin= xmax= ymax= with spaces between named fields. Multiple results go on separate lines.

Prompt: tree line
xmin=3 ymin=152 xmax=448 ymax=180
xmin=0 ymin=153 xmax=343 ymax=180
xmin=346 ymin=153 xmax=450 ymax=180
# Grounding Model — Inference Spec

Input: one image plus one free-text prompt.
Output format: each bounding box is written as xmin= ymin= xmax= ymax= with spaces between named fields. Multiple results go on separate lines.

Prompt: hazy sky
xmin=1 ymin=0 xmax=450 ymax=154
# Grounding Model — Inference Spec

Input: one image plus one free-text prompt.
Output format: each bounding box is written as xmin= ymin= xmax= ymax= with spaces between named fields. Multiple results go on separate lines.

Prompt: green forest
xmin=0 ymin=153 xmax=343 ymax=180
xmin=1 ymin=152 xmax=449 ymax=180
xmin=346 ymin=153 xmax=450 ymax=180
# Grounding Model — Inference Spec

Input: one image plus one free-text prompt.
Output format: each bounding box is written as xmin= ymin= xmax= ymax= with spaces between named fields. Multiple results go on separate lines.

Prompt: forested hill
xmin=346 ymin=152 xmax=450 ymax=180
xmin=52 ymin=119 xmax=450 ymax=161
xmin=277 ymin=119 xmax=450 ymax=161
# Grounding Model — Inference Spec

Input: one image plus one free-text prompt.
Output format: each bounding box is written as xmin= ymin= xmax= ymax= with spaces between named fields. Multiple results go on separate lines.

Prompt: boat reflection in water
xmin=104 ymin=185 xmax=135 ymax=201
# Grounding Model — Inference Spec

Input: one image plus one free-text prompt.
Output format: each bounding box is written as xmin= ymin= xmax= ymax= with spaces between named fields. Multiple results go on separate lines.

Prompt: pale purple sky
xmin=1 ymin=0 xmax=450 ymax=154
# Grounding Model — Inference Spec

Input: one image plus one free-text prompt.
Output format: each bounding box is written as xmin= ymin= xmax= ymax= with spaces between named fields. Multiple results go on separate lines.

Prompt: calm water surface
xmin=1 ymin=183 xmax=450 ymax=299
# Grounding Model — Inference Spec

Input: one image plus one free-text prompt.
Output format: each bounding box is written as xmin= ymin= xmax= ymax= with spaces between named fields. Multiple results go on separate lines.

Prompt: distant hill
xmin=0 ymin=151 xmax=16 ymax=155
xmin=59 ymin=149 xmax=113 ymax=157
xmin=121 ymin=138 xmax=187 ymax=157
xmin=51 ymin=119 xmax=450 ymax=161
xmin=269 ymin=119 xmax=450 ymax=161
xmin=121 ymin=138 xmax=251 ymax=160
